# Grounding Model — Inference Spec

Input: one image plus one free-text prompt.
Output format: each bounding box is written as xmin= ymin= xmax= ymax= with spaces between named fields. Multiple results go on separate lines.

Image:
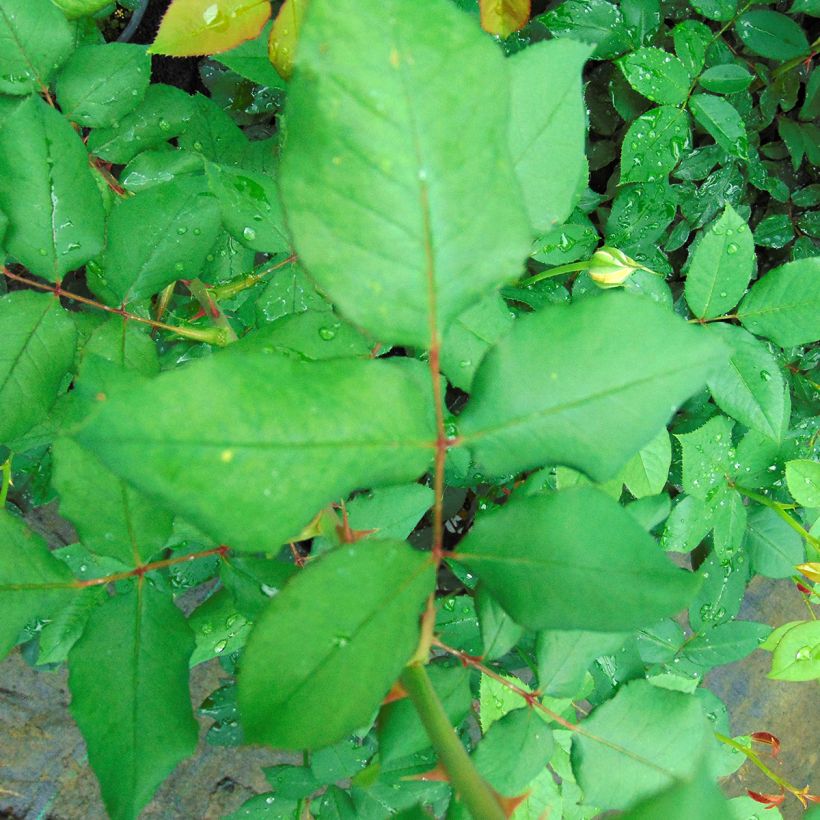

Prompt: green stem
xmin=187 ymin=278 xmax=238 ymax=343
xmin=519 ymin=261 xmax=591 ymax=287
xmin=734 ymin=485 xmax=820 ymax=556
xmin=400 ymin=663 xmax=505 ymax=820
xmin=210 ymin=253 xmax=297 ymax=301
xmin=0 ymin=456 xmax=11 ymax=507
xmin=714 ymin=733 xmax=801 ymax=797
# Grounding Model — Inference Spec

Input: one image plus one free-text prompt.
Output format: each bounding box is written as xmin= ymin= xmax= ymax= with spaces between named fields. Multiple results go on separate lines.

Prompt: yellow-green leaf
xmin=268 ymin=0 xmax=307 ymax=80
xmin=480 ymin=0 xmax=530 ymax=37
xmin=150 ymin=0 xmax=272 ymax=57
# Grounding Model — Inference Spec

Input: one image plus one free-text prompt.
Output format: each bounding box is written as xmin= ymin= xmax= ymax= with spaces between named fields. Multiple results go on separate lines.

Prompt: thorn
xmin=381 ymin=681 xmax=408 ymax=705
xmin=403 ymin=762 xmax=449 ymax=783
xmin=190 ymin=307 xmax=207 ymax=321
xmin=496 ymin=789 xmax=530 ymax=817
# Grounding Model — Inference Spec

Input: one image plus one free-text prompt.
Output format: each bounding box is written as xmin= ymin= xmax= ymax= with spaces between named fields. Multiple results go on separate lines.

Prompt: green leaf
xmin=238 ymin=541 xmax=434 ymax=749
xmin=699 ymin=64 xmax=753 ymax=95
xmin=458 ymin=293 xmax=726 ymax=481
xmin=73 ymin=355 xmax=435 ymax=551
xmin=176 ymin=93 xmax=248 ymax=165
xmin=753 ymin=213 xmax=794 ymax=248
xmin=440 ymin=294 xmax=513 ymax=392
xmin=768 ymin=620 xmax=820 ymax=681
xmin=379 ymin=664 xmax=471 ymax=764
xmin=0 ymin=510 xmax=75 ymax=660
xmin=476 ymin=585 xmax=523 ymax=661
xmin=205 ymin=163 xmax=290 ymax=253
xmin=537 ymin=629 xmax=628 ymax=696
xmin=676 ymin=415 xmax=734 ymax=501
xmin=621 ymin=106 xmax=691 ymax=184
xmin=0 ymin=0 xmax=74 ymax=95
xmin=622 ymin=428 xmax=672 ymax=499
xmin=539 ymin=0 xmax=631 ymax=60
xmin=786 ymin=459 xmax=820 ymax=508
xmin=621 ymin=770 xmax=733 ymax=819
xmin=242 ymin=311 xmax=371 ymax=361
xmin=508 ymin=39 xmax=592 ymax=232
xmin=87 ymin=84 xmax=196 ymax=164
xmin=472 ymin=708 xmax=554 ymax=795
xmin=0 ymin=291 xmax=77 ymax=445
xmin=68 ymin=584 xmax=198 ymax=820
xmin=56 ymin=43 xmax=151 ymax=127
xmin=705 ymin=324 xmax=785 ymax=440
xmin=0 ymin=96 xmax=104 ymax=281
xmin=690 ymin=0 xmax=736 ymax=20
xmin=571 ymin=680 xmax=712 ymax=810
xmin=684 ymin=621 xmax=771 ymax=668
xmin=673 ymin=20 xmax=712 ymax=74
xmin=685 ymin=204 xmax=754 ymax=319
xmin=150 ymin=0 xmax=271 ymax=57
xmin=95 ymin=177 xmax=222 ymax=304
xmin=215 ymin=21 xmax=286 ymax=88
xmin=737 ymin=257 xmax=820 ymax=347
xmin=455 ymin=487 xmax=701 ymax=631
xmin=278 ymin=0 xmax=530 ymax=347
xmin=52 ymin=438 xmax=173 ymax=566
xmin=51 ymin=0 xmax=111 ymax=17
xmin=735 ymin=11 xmax=810 ymax=61
xmin=690 ymin=94 xmax=748 ymax=160
xmin=619 ymin=48 xmax=690 ymax=105
xmin=745 ymin=507 xmax=804 ymax=579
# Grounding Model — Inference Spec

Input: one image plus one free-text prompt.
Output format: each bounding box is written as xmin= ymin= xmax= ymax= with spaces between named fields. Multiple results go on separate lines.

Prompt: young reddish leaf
xmin=149 ymin=0 xmax=272 ymax=57
xmin=750 ymin=731 xmax=781 ymax=757
xmin=480 ymin=0 xmax=530 ymax=38
xmin=746 ymin=789 xmax=785 ymax=808
xmin=268 ymin=0 xmax=307 ymax=80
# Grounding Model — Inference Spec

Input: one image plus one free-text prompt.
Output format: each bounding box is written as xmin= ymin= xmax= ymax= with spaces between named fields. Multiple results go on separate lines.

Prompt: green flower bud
xmin=587 ymin=246 xmax=642 ymax=289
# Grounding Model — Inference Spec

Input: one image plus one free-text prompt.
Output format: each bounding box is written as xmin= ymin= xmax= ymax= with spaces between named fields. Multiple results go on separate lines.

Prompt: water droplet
xmin=726 ymin=242 xmax=738 ymax=254
xmin=214 ymin=639 xmax=228 ymax=653
xmin=242 ymin=226 xmax=257 ymax=241
xmin=318 ymin=326 xmax=336 ymax=340
xmin=176 ymin=226 xmax=188 ymax=235
xmin=759 ymin=370 xmax=771 ymax=382
xmin=795 ymin=646 xmax=812 ymax=661
xmin=158 ymin=118 xmax=170 ymax=131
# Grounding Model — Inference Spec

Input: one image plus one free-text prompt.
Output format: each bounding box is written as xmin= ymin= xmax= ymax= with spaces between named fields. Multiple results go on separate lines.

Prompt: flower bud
xmin=587 ymin=246 xmax=642 ymax=289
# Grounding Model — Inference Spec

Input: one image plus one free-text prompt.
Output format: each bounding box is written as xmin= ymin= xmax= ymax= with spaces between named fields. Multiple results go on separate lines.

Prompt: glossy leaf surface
xmin=150 ymin=0 xmax=271 ymax=57
xmin=456 ymin=488 xmax=701 ymax=631
xmin=508 ymin=39 xmax=592 ymax=232
xmin=73 ymin=355 xmax=435 ymax=551
xmin=685 ymin=204 xmax=754 ymax=319
xmin=737 ymin=257 xmax=820 ymax=346
xmin=0 ymin=510 xmax=74 ymax=660
xmin=0 ymin=96 xmax=104 ymax=281
xmin=572 ymin=680 xmax=712 ymax=810
xmin=0 ymin=0 xmax=74 ymax=95
xmin=279 ymin=0 xmax=530 ymax=347
xmin=69 ymin=585 xmax=198 ymax=820
xmin=0 ymin=291 xmax=77 ymax=445
xmin=239 ymin=541 xmax=434 ymax=748
xmin=459 ymin=294 xmax=726 ymax=481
